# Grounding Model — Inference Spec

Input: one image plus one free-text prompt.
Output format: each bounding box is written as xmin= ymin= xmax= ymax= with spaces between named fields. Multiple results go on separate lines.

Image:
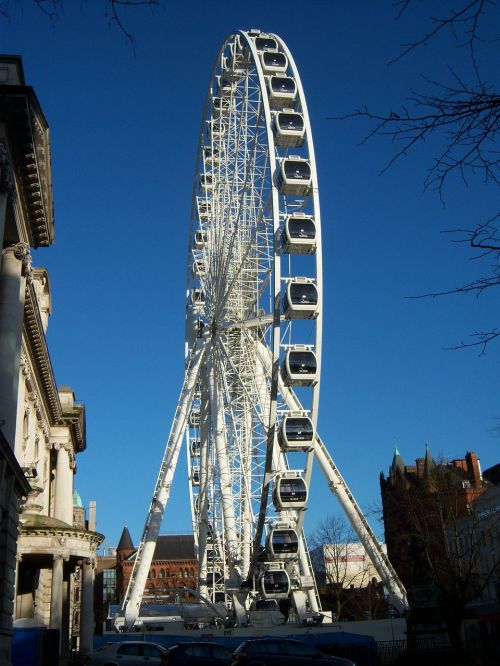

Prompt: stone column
xmin=0 ymin=243 xmax=31 ymax=448
xmin=50 ymin=555 xmax=64 ymax=634
xmin=54 ymin=445 xmax=74 ymax=525
xmin=79 ymin=559 xmax=94 ymax=656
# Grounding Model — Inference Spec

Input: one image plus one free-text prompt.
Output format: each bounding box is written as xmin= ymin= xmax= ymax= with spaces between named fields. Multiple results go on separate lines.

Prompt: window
xmin=150 ymin=569 xmax=156 ymax=579
xmin=118 ymin=644 xmax=142 ymax=656
xmin=212 ymin=644 xmax=232 ymax=659
xmin=282 ymin=641 xmax=318 ymax=656
xmin=189 ymin=644 xmax=211 ymax=658
xmin=143 ymin=644 xmax=166 ymax=657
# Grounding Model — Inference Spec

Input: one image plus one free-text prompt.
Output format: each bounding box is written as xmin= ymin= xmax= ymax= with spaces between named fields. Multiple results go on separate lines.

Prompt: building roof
xmin=117 ymin=525 xmax=134 ymax=552
xmin=153 ymin=535 xmax=196 ymax=560
xmin=73 ymin=489 xmax=83 ymax=508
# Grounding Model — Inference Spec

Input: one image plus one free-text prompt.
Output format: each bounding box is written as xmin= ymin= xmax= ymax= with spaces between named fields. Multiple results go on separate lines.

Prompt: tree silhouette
xmin=338 ymin=0 xmax=500 ymax=352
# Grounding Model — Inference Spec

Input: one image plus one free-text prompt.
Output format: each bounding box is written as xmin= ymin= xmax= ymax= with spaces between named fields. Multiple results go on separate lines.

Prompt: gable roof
xmin=153 ymin=535 xmax=196 ymax=560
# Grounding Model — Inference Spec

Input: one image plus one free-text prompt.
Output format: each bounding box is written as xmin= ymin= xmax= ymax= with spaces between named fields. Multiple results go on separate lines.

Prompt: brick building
xmin=95 ymin=527 xmax=198 ymax=629
xmin=380 ymin=446 xmax=487 ymax=591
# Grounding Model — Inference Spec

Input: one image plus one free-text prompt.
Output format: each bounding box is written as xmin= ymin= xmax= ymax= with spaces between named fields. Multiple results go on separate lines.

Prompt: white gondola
xmin=197 ymin=199 xmax=212 ymax=220
xmin=281 ymin=346 xmax=318 ymax=386
xmin=200 ymin=174 xmax=213 ymax=191
xmin=212 ymin=96 xmax=230 ymax=118
xmin=194 ymin=230 xmax=208 ymax=249
xmin=273 ymin=471 xmax=308 ymax=511
xmin=190 ymin=288 xmax=205 ymax=308
xmin=208 ymin=120 xmax=226 ymax=139
xmin=278 ymin=414 xmax=315 ymax=451
xmin=192 ymin=469 xmax=200 ymax=485
xmin=191 ymin=439 xmax=201 ymax=456
xmin=259 ymin=566 xmax=290 ymax=600
xmin=203 ymin=146 xmax=219 ymax=165
xmin=267 ymin=76 xmax=297 ymax=109
xmin=195 ymin=319 xmax=205 ymax=339
xmin=189 ymin=410 xmax=200 ymax=428
xmin=192 ymin=259 xmax=206 ymax=278
xmin=224 ymin=55 xmax=246 ymax=81
xmin=254 ymin=36 xmax=278 ymax=51
xmin=277 ymin=157 xmax=311 ymax=196
xmin=260 ymin=50 xmax=287 ymax=74
xmin=273 ymin=110 xmax=304 ymax=146
xmin=283 ymin=278 xmax=319 ymax=319
xmin=267 ymin=526 xmax=299 ymax=560
xmin=282 ymin=214 xmax=316 ymax=254
xmin=217 ymin=77 xmax=232 ymax=96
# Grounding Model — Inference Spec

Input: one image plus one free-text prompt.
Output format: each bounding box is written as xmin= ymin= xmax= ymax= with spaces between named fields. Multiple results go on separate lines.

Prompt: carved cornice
xmin=21 ymin=279 xmax=86 ymax=453
xmin=0 ymin=84 xmax=54 ymax=246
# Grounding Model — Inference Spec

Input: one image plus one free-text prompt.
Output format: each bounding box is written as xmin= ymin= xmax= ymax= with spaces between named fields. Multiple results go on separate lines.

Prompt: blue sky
xmin=2 ymin=0 xmax=498 ymax=550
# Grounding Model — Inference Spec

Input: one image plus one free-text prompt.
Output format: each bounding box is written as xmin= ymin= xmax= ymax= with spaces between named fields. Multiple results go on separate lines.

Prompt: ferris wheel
xmin=119 ymin=30 xmax=408 ymax=631
xmin=184 ymin=29 xmax=322 ymax=621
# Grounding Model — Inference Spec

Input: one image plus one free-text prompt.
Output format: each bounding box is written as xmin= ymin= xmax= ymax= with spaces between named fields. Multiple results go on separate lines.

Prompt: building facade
xmin=0 ymin=55 xmax=103 ymax=664
xmin=95 ymin=528 xmax=199 ymax=630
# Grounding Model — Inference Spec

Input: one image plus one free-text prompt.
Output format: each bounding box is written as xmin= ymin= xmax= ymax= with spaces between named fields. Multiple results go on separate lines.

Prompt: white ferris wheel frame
xmin=118 ymin=30 xmax=407 ymax=632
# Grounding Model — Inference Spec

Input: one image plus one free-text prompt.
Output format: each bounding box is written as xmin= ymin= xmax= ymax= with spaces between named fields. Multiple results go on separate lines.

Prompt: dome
xmin=73 ymin=489 xmax=84 ymax=508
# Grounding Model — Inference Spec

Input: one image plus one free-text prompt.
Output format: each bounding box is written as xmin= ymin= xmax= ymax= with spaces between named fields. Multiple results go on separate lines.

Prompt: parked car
xmin=231 ymin=638 xmax=356 ymax=666
xmin=84 ymin=641 xmax=169 ymax=665
xmin=164 ymin=641 xmax=233 ymax=664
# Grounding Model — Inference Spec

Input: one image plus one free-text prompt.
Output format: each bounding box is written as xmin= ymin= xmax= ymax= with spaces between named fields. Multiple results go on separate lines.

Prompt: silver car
xmin=84 ymin=641 xmax=169 ymax=665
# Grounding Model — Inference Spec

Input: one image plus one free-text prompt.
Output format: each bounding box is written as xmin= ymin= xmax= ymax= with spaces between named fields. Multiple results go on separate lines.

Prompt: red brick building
xmin=380 ymin=447 xmax=487 ymax=590
xmin=116 ymin=527 xmax=198 ymax=604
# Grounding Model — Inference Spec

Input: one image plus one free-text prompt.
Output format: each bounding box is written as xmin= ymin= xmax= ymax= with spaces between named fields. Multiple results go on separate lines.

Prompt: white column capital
xmin=2 ymin=242 xmax=33 ymax=283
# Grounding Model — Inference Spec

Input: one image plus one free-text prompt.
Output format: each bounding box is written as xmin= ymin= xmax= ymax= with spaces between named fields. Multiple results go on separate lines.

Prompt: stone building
xmin=0 ymin=55 xmax=103 ymax=664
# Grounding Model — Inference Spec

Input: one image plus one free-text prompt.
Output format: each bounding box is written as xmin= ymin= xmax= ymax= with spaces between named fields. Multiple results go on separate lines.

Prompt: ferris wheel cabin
xmin=282 ymin=214 xmax=316 ymax=254
xmin=278 ymin=414 xmax=315 ymax=451
xmin=273 ymin=111 xmax=304 ymax=146
xmin=189 ymin=410 xmax=200 ymax=428
xmin=260 ymin=51 xmax=288 ymax=74
xmin=191 ymin=469 xmax=200 ymax=485
xmin=267 ymin=526 xmax=300 ymax=560
xmin=200 ymin=174 xmax=213 ymax=191
xmin=273 ymin=471 xmax=308 ymax=510
xmin=267 ymin=77 xmax=297 ymax=109
xmin=259 ymin=566 xmax=290 ymax=600
xmin=278 ymin=157 xmax=312 ymax=196
xmin=197 ymin=199 xmax=212 ymax=219
xmin=282 ymin=346 xmax=318 ymax=386
xmin=283 ymin=278 xmax=319 ymax=319
xmin=203 ymin=146 xmax=219 ymax=165
xmin=212 ymin=96 xmax=230 ymax=118
xmin=194 ymin=230 xmax=208 ymax=249
xmin=192 ymin=259 xmax=206 ymax=278
xmin=254 ymin=36 xmax=278 ymax=51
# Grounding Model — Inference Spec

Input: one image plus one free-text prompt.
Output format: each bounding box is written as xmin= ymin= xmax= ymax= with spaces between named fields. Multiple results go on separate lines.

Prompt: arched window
xmin=151 ymin=569 xmax=156 ymax=579
xmin=159 ymin=568 xmax=165 ymax=579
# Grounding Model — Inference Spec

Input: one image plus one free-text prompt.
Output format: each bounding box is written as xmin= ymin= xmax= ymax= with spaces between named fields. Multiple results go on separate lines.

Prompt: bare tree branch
xmin=0 ymin=0 xmax=162 ymax=42
xmin=335 ymin=1 xmax=500 ymax=351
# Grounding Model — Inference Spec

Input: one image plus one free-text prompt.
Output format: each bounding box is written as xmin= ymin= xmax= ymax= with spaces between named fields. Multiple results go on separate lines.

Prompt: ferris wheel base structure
xmin=116 ymin=29 xmax=407 ymax=632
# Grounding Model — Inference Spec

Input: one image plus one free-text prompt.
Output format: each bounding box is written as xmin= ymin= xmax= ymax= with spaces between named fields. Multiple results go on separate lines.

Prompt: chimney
xmin=465 ymin=452 xmax=482 ymax=486
xmin=88 ymin=501 xmax=97 ymax=532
